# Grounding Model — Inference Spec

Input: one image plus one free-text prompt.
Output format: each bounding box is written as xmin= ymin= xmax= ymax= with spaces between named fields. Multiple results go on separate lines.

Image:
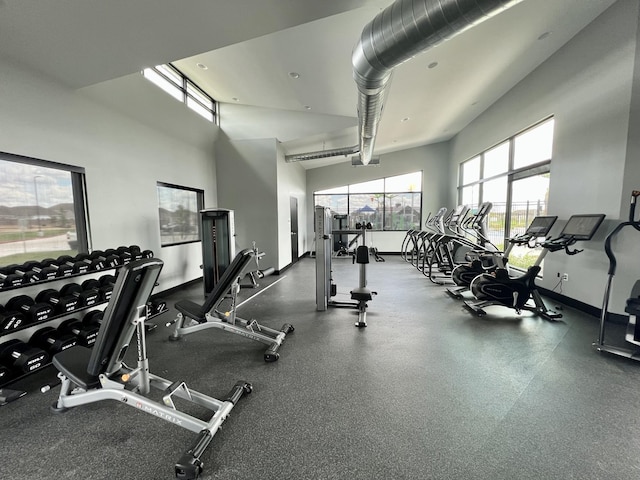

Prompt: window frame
xmin=142 ymin=64 xmax=218 ymax=124
xmin=157 ymin=181 xmax=204 ymax=247
xmin=0 ymin=151 xmax=90 ymax=265
xmin=313 ymin=171 xmax=423 ymax=232
xmin=457 ymin=117 xmax=554 ymax=268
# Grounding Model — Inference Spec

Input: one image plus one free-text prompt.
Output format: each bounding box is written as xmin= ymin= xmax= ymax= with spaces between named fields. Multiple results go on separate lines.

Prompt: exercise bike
xmin=465 ymin=213 xmax=605 ymax=321
xmin=593 ymin=190 xmax=640 ymax=360
xmin=446 ymin=215 xmax=558 ymax=299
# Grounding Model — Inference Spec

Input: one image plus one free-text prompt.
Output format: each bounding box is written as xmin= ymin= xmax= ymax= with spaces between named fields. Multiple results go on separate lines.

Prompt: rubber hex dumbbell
xmin=60 ymin=283 xmax=100 ymax=308
xmin=102 ymin=249 xmax=122 ymax=266
xmin=82 ymin=310 xmax=104 ymax=327
xmin=148 ymin=298 xmax=167 ymax=316
xmin=75 ymin=253 xmax=106 ymax=271
xmin=35 ymin=288 xmax=79 ymax=314
xmin=57 ymin=255 xmax=90 ymax=274
xmin=30 ymin=326 xmax=77 ymax=355
xmin=0 ymin=339 xmax=50 ymax=374
xmin=0 ymin=264 xmax=24 ymax=289
xmin=99 ymin=274 xmax=116 ymax=300
xmin=116 ymin=246 xmax=133 ymax=265
xmin=6 ymin=295 xmax=53 ymax=324
xmin=40 ymin=258 xmax=74 ymax=278
xmin=0 ymin=304 xmax=25 ymax=332
xmin=30 ymin=262 xmax=58 ymax=281
xmin=58 ymin=318 xmax=100 ymax=347
xmin=12 ymin=262 xmax=39 ymax=284
xmin=0 ymin=363 xmax=12 ymax=383
xmin=81 ymin=279 xmax=112 ymax=302
xmin=89 ymin=250 xmax=120 ymax=268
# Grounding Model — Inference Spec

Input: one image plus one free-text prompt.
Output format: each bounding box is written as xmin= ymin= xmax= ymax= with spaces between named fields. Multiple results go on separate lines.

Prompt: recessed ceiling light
xmin=288 ymin=72 xmax=300 ymax=79
xmin=304 ymin=105 xmax=312 ymax=110
xmin=401 ymin=117 xmax=410 ymax=122
xmin=428 ymin=62 xmax=438 ymax=69
xmin=232 ymin=97 xmax=239 ymax=102
xmin=196 ymin=63 xmax=208 ymax=70
xmin=538 ymin=31 xmax=552 ymax=41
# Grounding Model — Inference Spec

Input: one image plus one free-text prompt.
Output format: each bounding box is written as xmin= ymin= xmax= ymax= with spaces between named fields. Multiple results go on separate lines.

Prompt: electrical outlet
xmin=562 ymin=273 xmax=569 ymax=281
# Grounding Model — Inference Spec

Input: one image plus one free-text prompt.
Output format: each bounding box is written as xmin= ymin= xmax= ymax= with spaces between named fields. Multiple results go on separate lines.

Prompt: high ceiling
xmin=0 ymin=0 xmax=618 ymax=168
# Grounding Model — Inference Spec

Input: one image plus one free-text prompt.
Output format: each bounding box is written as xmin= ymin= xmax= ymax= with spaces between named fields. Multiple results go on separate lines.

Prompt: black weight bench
xmin=168 ymin=248 xmax=294 ymax=362
xmin=50 ymin=258 xmax=251 ymax=480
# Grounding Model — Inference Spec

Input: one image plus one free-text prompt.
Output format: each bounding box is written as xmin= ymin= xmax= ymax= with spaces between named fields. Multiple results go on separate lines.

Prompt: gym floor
xmin=2 ymin=255 xmax=640 ymax=480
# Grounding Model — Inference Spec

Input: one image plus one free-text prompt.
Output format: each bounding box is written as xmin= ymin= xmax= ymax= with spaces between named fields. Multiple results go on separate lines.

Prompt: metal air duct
xmin=352 ymin=0 xmax=522 ymax=165
xmin=284 ymin=144 xmax=360 ymax=163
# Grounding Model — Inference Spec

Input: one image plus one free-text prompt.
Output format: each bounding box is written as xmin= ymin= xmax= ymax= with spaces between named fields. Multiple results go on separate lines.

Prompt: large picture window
xmin=458 ymin=118 xmax=554 ymax=271
xmin=314 ymin=171 xmax=422 ymax=231
xmin=157 ymin=182 xmax=204 ymax=247
xmin=0 ymin=152 xmax=89 ymax=265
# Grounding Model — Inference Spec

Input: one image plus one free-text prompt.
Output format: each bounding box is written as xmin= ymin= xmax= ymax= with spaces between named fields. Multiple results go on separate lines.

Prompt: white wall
xmin=276 ymin=143 xmax=307 ymax=267
xmin=305 ymin=142 xmax=451 ymax=253
xmin=450 ymin=0 xmax=640 ymax=313
xmin=214 ymin=136 xmax=280 ymax=269
xmin=0 ymin=57 xmax=218 ymax=293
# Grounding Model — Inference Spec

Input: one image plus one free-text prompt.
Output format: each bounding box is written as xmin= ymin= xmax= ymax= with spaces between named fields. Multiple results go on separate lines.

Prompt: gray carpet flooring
xmin=2 ymin=255 xmax=640 ymax=480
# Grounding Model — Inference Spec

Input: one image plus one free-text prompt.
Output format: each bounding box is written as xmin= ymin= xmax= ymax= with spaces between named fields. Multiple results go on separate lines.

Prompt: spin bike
xmin=446 ymin=215 xmax=558 ymax=299
xmin=465 ymin=213 xmax=605 ymax=321
xmin=593 ymin=190 xmax=640 ymax=360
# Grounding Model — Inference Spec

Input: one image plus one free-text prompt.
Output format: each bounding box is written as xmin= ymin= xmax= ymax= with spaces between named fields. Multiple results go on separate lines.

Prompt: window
xmin=0 ymin=152 xmax=89 ymax=265
xmin=157 ymin=182 xmax=204 ymax=247
xmin=458 ymin=118 xmax=554 ymax=271
xmin=314 ymin=171 xmax=422 ymax=231
xmin=142 ymin=64 xmax=217 ymax=123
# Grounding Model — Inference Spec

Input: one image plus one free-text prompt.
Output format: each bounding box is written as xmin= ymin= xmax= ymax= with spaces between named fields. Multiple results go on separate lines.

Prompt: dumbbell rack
xmin=0 ymin=247 xmax=166 ymax=390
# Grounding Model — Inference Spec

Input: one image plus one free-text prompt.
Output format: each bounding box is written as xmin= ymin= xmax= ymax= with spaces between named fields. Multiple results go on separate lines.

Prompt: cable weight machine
xmin=315 ymin=206 xmax=376 ymax=327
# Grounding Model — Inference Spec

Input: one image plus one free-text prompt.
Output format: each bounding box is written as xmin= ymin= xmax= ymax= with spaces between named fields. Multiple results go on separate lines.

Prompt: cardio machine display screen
xmin=525 ymin=216 xmax=557 ymax=236
xmin=560 ymin=214 xmax=605 ymax=240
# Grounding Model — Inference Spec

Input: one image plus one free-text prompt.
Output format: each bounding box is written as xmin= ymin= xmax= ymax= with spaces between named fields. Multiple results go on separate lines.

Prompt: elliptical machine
xmin=446 ymin=215 xmax=558 ymax=299
xmin=465 ymin=213 xmax=605 ymax=321
xmin=593 ymin=190 xmax=640 ymax=360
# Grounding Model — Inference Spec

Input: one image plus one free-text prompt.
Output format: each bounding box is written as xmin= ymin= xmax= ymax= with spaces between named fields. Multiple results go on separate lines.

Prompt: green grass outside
xmin=0 ymin=249 xmax=77 ymax=267
xmin=0 ymin=228 xmax=69 ymax=243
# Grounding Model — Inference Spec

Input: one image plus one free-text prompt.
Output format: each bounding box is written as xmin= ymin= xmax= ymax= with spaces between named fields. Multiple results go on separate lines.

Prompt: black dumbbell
xmin=89 ymin=250 xmax=120 ymax=268
xmin=148 ymin=298 xmax=167 ymax=316
xmin=30 ymin=326 xmax=77 ymax=355
xmin=30 ymin=262 xmax=58 ymax=281
xmin=35 ymin=288 xmax=79 ymax=314
xmin=58 ymin=318 xmax=100 ymax=347
xmin=0 ymin=264 xmax=24 ymax=288
xmin=81 ymin=279 xmax=112 ymax=302
xmin=6 ymin=295 xmax=53 ymax=324
xmin=0 ymin=339 xmax=49 ymax=374
xmin=82 ymin=310 xmax=104 ymax=327
xmin=75 ymin=253 xmax=106 ymax=271
xmin=0 ymin=304 xmax=26 ymax=332
xmin=115 ymin=246 xmax=133 ymax=265
xmin=40 ymin=258 xmax=74 ymax=277
xmin=0 ymin=364 xmax=12 ymax=383
xmin=12 ymin=262 xmax=39 ymax=284
xmin=57 ymin=255 xmax=90 ymax=274
xmin=128 ymin=245 xmax=144 ymax=261
xmin=141 ymin=249 xmax=154 ymax=259
xmin=60 ymin=283 xmax=100 ymax=308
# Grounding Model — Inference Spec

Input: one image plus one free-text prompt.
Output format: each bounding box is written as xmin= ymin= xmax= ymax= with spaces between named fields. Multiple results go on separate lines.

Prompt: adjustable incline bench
xmin=50 ymin=258 xmax=252 ymax=480
xmin=168 ymin=248 xmax=294 ymax=362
